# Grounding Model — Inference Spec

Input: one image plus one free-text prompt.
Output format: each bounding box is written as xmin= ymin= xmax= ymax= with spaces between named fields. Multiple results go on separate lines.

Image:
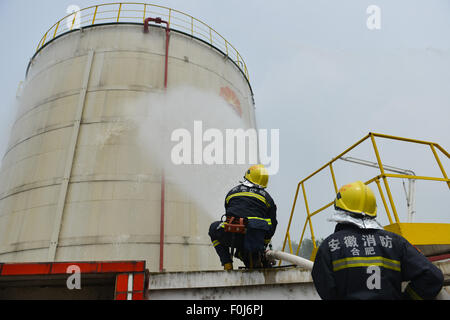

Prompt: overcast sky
xmin=0 ymin=0 xmax=449 ymax=249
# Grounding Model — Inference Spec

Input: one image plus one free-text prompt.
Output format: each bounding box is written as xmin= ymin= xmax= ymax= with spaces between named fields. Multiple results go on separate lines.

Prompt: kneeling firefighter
xmin=208 ymin=164 xmax=277 ymax=270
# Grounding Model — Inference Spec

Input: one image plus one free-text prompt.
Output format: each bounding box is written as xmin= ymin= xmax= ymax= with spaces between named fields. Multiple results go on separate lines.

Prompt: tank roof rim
xmin=26 ymin=22 xmax=254 ymax=103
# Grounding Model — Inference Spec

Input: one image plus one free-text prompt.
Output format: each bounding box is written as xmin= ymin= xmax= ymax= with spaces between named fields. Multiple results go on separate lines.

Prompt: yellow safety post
xmin=70 ymin=12 xmax=77 ymax=30
xmin=281 ymin=183 xmax=301 ymax=254
xmin=300 ymin=183 xmax=317 ymax=255
xmin=370 ymin=133 xmax=400 ymax=223
xmin=329 ymin=163 xmax=338 ymax=193
xmin=374 ymin=177 xmax=393 ymax=224
xmin=52 ymin=21 xmax=60 ymax=39
xmin=430 ymin=144 xmax=450 ymax=189
xmin=92 ymin=6 xmax=98 ymax=24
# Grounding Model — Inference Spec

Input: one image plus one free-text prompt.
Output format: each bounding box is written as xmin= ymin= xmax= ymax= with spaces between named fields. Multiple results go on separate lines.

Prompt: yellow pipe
xmin=143 ymin=4 xmax=146 ymax=22
xmin=41 ymin=32 xmax=48 ymax=48
xmin=299 ymin=134 xmax=370 ymax=186
xmin=301 ymin=183 xmax=317 ymax=254
xmin=117 ymin=3 xmax=122 ymax=22
xmin=295 ymin=220 xmax=308 ymax=256
xmin=287 ymin=232 xmax=292 ymax=254
xmin=52 ymin=21 xmax=60 ymax=39
xmin=70 ymin=12 xmax=77 ymax=30
xmin=36 ymin=38 xmax=43 ymax=51
xmin=281 ymin=183 xmax=301 ymax=253
xmin=430 ymin=144 xmax=450 ymax=189
xmin=375 ymin=178 xmax=393 ymax=224
xmin=383 ymin=174 xmax=400 ymax=223
xmin=369 ymin=132 xmax=385 ymax=178
xmin=383 ymin=173 xmax=449 ymax=182
xmin=92 ymin=6 xmax=98 ymax=24
xmin=329 ymin=163 xmax=338 ymax=193
xmin=372 ymin=132 xmax=438 ymax=146
xmin=296 ymin=212 xmax=312 ymax=257
xmin=309 ymin=201 xmax=334 ymax=218
xmin=434 ymin=143 xmax=450 ymax=158
xmin=282 ymin=132 xmax=449 ymax=262
xmin=364 ymin=176 xmax=379 ymax=185
xmin=301 ymin=183 xmax=311 ymax=219
xmin=369 ymin=133 xmax=400 ymax=223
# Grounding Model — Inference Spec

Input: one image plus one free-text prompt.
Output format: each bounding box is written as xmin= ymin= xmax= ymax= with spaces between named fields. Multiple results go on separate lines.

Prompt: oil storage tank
xmin=0 ymin=3 xmax=256 ymax=272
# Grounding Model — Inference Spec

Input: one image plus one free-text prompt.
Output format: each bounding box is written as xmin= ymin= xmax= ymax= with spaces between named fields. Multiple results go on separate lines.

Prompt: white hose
xmin=265 ymin=250 xmax=313 ymax=270
xmin=436 ymin=287 xmax=450 ymax=300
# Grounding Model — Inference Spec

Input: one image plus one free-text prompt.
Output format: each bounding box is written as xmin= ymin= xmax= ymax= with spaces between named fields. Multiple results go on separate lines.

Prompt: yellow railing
xmin=281 ymin=132 xmax=450 ymax=261
xmin=34 ymin=2 xmax=249 ymax=81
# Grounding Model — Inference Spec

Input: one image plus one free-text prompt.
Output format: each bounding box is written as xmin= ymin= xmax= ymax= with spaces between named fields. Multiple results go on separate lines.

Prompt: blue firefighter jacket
xmin=311 ymin=223 xmax=444 ymax=300
xmin=224 ymin=183 xmax=277 ymax=241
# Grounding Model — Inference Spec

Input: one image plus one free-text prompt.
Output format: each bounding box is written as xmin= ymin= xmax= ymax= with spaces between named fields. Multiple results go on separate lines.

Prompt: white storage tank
xmin=0 ymin=3 xmax=256 ymax=272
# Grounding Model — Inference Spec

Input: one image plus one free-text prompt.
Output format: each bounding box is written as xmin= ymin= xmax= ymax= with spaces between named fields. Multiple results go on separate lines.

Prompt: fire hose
xmin=265 ymin=250 xmax=313 ymax=270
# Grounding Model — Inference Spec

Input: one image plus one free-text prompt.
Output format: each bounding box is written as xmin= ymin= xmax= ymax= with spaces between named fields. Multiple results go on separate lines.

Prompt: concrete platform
xmin=147 ymin=267 xmax=320 ymax=300
xmin=146 ymin=258 xmax=450 ymax=300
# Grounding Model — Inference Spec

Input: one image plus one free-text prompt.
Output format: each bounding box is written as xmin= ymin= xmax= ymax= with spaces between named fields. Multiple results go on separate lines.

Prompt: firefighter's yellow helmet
xmin=334 ymin=181 xmax=377 ymax=218
xmin=244 ymin=164 xmax=269 ymax=188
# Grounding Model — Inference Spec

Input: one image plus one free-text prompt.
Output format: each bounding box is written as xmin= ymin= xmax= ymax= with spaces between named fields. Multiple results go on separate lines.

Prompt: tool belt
xmin=223 ymin=216 xmax=247 ymax=234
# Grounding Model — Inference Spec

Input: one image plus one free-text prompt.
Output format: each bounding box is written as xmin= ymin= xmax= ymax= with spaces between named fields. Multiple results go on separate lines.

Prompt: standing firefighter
xmin=312 ymin=181 xmax=444 ymax=300
xmin=209 ymin=164 xmax=277 ymax=270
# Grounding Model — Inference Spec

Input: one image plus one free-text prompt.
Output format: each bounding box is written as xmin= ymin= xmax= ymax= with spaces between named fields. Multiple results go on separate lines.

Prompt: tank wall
xmin=0 ymin=24 xmax=255 ymax=272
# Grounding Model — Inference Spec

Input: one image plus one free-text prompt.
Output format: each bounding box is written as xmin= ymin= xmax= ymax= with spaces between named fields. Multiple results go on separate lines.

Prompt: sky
xmin=0 ymin=0 xmax=449 ymax=250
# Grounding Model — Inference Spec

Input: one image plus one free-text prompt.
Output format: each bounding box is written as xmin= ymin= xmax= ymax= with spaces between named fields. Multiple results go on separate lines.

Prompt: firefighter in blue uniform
xmin=312 ymin=181 xmax=444 ymax=300
xmin=209 ymin=164 xmax=277 ymax=270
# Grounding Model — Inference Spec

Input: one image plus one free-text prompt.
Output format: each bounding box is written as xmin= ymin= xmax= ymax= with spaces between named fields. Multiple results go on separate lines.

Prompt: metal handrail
xmin=34 ymin=2 xmax=250 ymax=81
xmin=281 ymin=132 xmax=450 ymax=261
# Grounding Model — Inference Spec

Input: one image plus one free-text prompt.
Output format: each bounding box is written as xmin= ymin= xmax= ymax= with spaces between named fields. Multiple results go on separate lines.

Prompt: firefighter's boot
xmin=224 ymin=262 xmax=233 ymax=271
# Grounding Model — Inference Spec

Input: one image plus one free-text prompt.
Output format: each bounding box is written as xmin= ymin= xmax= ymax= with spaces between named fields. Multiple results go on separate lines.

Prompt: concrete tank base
xmin=147 ymin=267 xmax=320 ymax=300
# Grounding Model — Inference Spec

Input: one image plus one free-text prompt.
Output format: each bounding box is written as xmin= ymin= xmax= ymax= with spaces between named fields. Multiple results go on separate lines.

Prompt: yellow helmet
xmin=244 ymin=164 xmax=269 ymax=188
xmin=334 ymin=181 xmax=377 ymax=218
